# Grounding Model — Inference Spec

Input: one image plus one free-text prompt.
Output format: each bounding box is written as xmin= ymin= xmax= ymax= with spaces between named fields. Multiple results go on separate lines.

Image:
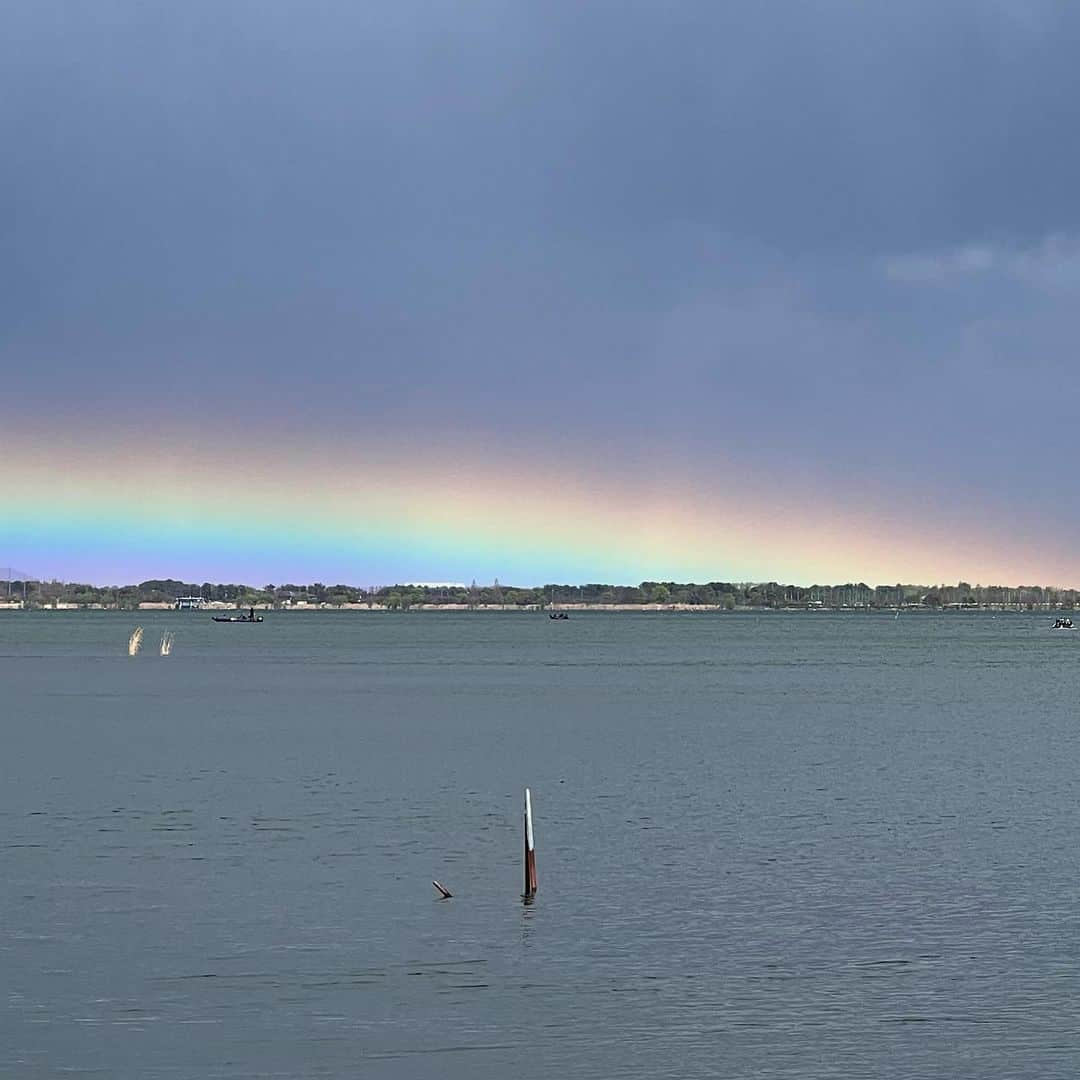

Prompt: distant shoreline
xmin=1 ymin=602 xmax=1068 ymax=614
xmin=7 ymin=577 xmax=1075 ymax=613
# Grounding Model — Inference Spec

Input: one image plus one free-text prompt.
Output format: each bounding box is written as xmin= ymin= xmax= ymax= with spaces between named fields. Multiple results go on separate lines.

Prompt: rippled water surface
xmin=4 ymin=611 xmax=1080 ymax=1078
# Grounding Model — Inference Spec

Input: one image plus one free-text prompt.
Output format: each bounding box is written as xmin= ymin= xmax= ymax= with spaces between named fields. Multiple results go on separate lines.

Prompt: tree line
xmin=9 ymin=577 xmax=1080 ymax=610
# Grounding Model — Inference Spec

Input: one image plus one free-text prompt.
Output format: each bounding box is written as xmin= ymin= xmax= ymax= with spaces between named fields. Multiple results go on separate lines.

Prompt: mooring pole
xmin=524 ymin=787 xmax=537 ymax=897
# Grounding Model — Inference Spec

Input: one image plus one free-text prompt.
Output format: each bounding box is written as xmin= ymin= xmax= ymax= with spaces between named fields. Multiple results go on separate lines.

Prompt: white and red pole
xmin=523 ymin=787 xmax=538 ymax=897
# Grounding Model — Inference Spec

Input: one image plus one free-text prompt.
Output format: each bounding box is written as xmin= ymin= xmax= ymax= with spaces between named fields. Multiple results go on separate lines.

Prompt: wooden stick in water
xmin=523 ymin=787 xmax=537 ymax=897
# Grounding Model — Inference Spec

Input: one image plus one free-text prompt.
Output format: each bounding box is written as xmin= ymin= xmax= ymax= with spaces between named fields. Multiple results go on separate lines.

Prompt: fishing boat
xmin=213 ymin=608 xmax=263 ymax=623
xmin=1051 ymin=616 xmax=1075 ymax=630
xmin=549 ymin=612 xmax=569 ymax=620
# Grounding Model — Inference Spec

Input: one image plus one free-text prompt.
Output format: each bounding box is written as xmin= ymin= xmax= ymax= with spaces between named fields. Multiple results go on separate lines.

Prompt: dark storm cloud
xmin=5 ymin=0 xmax=1080 ymax=514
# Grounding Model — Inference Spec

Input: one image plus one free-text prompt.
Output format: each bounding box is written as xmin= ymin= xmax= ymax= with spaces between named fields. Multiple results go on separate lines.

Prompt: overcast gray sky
xmin=6 ymin=1 xmax=1080 ymax=579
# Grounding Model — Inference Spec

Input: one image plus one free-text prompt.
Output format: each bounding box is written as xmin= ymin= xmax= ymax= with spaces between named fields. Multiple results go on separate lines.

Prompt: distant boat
xmin=549 ymin=612 xmax=569 ymax=620
xmin=1052 ymin=616 xmax=1075 ymax=630
xmin=213 ymin=608 xmax=263 ymax=623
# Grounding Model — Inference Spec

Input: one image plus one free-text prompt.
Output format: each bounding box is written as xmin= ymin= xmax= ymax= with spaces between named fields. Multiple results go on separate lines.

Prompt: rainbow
xmin=1 ymin=427 xmax=1074 ymax=587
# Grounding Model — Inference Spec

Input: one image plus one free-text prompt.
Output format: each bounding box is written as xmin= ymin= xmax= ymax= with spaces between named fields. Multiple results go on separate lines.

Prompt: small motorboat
xmin=549 ymin=612 xmax=569 ymax=620
xmin=213 ymin=608 xmax=263 ymax=623
xmin=1052 ymin=616 xmax=1075 ymax=630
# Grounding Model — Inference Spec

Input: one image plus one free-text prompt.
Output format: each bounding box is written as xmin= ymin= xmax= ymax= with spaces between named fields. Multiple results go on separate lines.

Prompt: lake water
xmin=3 ymin=611 xmax=1080 ymax=1078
